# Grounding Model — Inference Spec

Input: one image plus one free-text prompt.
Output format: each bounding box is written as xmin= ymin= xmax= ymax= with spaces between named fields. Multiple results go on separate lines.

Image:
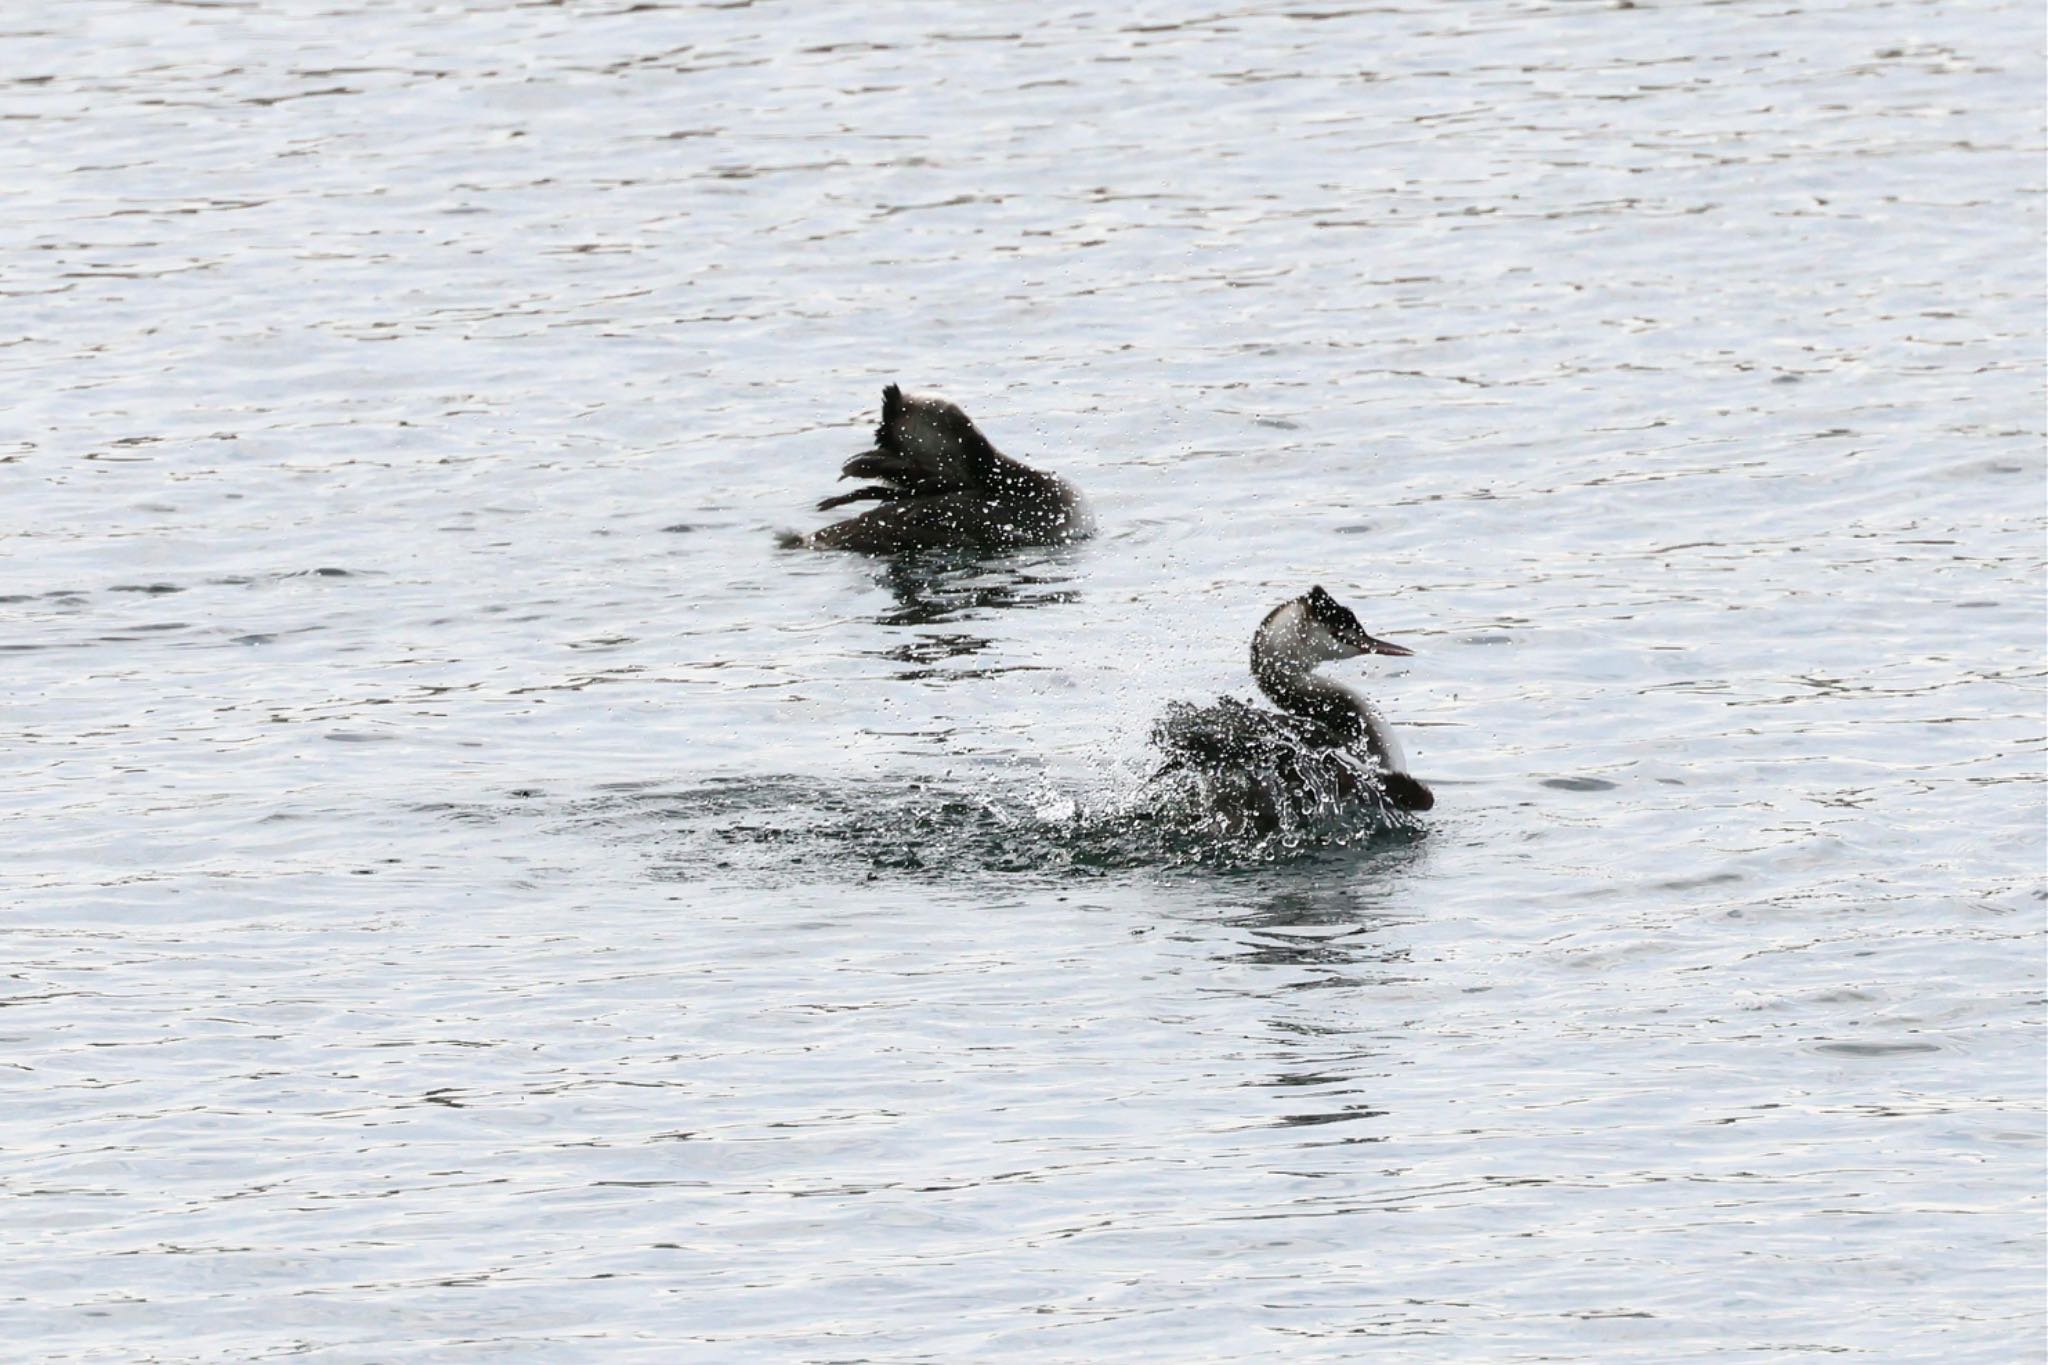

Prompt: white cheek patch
xmin=1256 ymin=600 xmax=1367 ymax=677
xmin=1266 ymin=604 xmax=1325 ymax=671
xmin=1308 ymin=624 xmax=1348 ymax=665
xmin=1300 ymin=617 xmax=1363 ymax=665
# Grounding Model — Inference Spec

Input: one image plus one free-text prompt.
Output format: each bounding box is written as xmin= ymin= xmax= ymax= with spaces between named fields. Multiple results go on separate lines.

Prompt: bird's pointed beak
xmin=1361 ymin=633 xmax=1412 ymax=657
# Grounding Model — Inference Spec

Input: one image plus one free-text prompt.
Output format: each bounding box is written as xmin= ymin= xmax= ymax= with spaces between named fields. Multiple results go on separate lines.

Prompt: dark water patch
xmin=91 ymin=628 xmax=188 ymax=644
xmin=1271 ymin=1106 xmax=1385 ymax=1129
xmin=878 ymin=661 xmax=1051 ymax=683
xmin=1942 ymin=458 xmax=2030 ymax=478
xmin=868 ymin=546 xmax=1084 ymax=630
xmin=865 ymin=628 xmax=1054 ymax=681
xmin=109 ymin=583 xmax=183 ymax=595
xmin=1816 ymin=1040 xmax=1943 ymax=1057
xmin=836 ymin=548 xmax=1089 ymax=675
xmin=1656 ymin=871 xmax=1742 ymax=892
xmin=1542 ymin=776 xmax=1617 ymax=791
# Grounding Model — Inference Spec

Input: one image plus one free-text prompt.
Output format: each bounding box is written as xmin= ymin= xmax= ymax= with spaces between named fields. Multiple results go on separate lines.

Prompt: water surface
xmin=4 ymin=0 xmax=2044 ymax=1359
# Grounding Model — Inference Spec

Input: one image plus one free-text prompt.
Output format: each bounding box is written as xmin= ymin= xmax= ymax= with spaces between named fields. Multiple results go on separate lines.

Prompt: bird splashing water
xmin=1150 ymin=586 xmax=1433 ymax=842
xmin=784 ymin=384 xmax=1090 ymax=554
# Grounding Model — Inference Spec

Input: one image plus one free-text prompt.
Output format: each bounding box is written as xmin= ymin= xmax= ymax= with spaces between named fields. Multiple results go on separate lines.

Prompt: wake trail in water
xmin=546 ymin=765 xmax=1427 ymax=886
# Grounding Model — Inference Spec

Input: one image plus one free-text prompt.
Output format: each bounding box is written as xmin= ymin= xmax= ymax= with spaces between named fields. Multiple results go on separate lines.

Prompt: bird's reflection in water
xmin=1216 ymin=848 xmax=1425 ymax=1135
xmin=1219 ymin=840 xmax=1425 ymax=971
xmin=863 ymin=546 xmax=1083 ymax=681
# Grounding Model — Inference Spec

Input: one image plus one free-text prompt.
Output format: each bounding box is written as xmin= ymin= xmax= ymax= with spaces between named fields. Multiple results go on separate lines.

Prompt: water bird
xmin=788 ymin=384 xmax=1089 ymax=553
xmin=1152 ymin=587 xmax=1434 ymax=833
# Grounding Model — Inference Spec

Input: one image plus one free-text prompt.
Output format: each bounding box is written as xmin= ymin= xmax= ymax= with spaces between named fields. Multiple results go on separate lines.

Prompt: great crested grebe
xmin=1152 ymin=586 xmax=1434 ymax=829
xmin=789 ymin=384 xmax=1089 ymax=553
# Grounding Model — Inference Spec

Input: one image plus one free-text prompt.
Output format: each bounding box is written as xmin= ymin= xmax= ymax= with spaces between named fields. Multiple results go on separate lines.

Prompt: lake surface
xmin=4 ymin=0 xmax=2044 ymax=1359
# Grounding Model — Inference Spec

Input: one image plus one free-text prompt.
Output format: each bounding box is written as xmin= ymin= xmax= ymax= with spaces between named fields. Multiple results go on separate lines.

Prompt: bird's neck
xmin=1252 ymin=648 xmax=1399 ymax=770
xmin=1253 ymin=659 xmax=1359 ymax=734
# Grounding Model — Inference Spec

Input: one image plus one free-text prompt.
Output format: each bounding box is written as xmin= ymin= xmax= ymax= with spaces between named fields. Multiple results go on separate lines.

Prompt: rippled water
xmin=5 ymin=1 xmax=2044 ymax=1359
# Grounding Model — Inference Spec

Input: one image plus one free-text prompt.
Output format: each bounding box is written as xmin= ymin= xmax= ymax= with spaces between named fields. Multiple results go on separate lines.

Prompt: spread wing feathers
xmin=815 ymin=485 xmax=904 ymax=512
xmin=1152 ymin=697 xmax=1434 ymax=820
xmin=828 ymin=383 xmax=997 ymax=504
xmin=1153 ymin=697 xmax=1337 ymax=770
xmin=804 ymin=491 xmax=997 ymax=554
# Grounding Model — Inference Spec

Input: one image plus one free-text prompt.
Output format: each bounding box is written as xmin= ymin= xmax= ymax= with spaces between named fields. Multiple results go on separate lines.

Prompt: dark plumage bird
xmin=1153 ymin=587 xmax=1434 ymax=833
xmin=790 ymin=385 xmax=1090 ymax=553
